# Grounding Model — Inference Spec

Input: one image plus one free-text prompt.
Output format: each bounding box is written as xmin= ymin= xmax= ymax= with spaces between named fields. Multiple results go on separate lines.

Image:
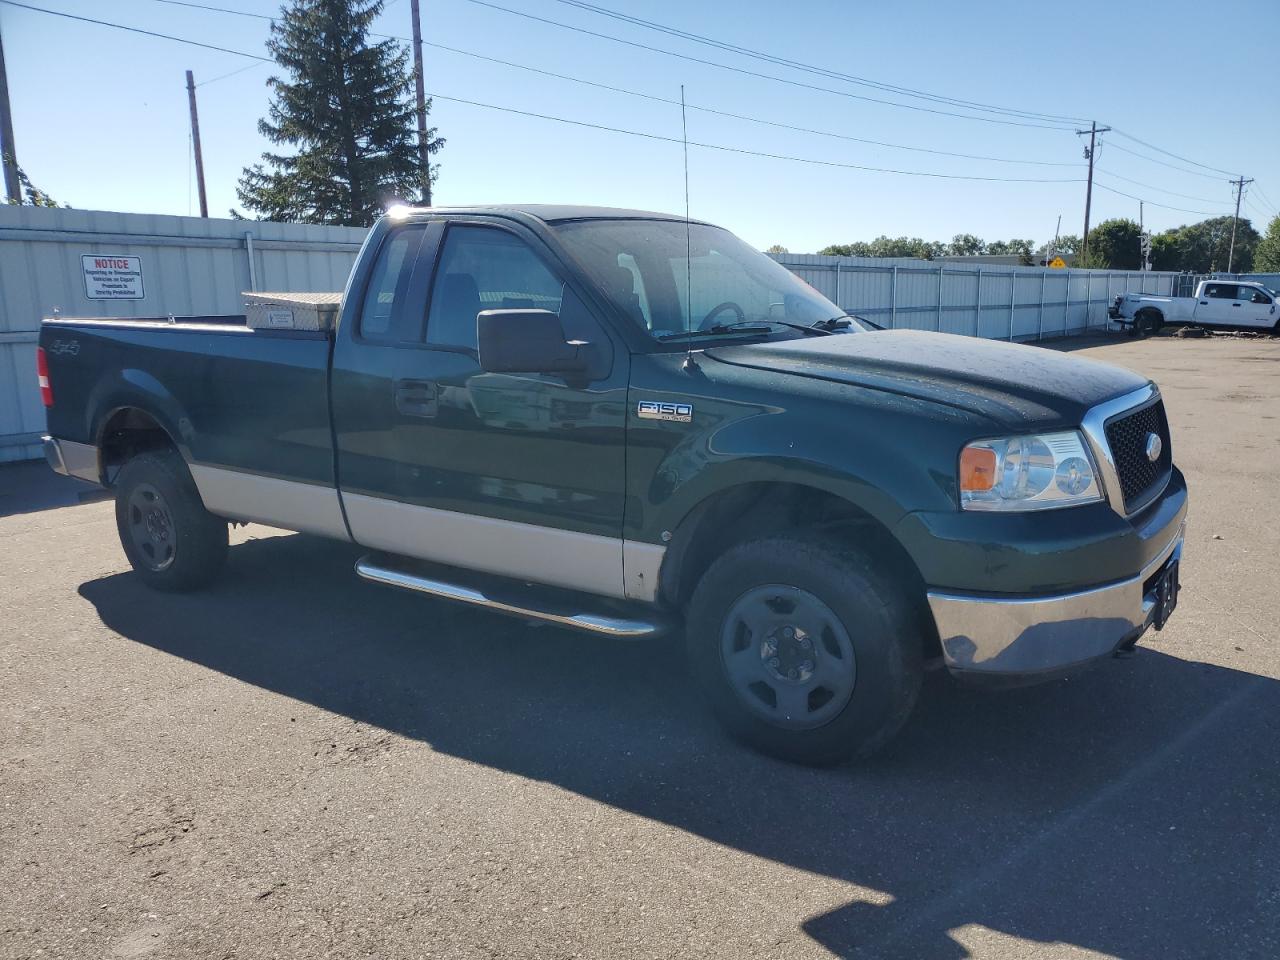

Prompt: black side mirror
xmin=476 ymin=309 xmax=591 ymax=376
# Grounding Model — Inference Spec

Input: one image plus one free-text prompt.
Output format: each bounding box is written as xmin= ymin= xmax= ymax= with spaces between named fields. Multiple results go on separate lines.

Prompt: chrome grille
xmin=1104 ymin=399 xmax=1172 ymax=513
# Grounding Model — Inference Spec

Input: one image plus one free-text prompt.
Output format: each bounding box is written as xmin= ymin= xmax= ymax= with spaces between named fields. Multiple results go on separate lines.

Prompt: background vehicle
xmin=38 ymin=205 xmax=1188 ymax=764
xmin=1109 ymin=279 xmax=1279 ymax=335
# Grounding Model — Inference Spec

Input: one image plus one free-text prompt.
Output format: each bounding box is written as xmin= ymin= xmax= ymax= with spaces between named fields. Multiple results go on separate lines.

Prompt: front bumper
xmin=928 ymin=521 xmax=1184 ymax=680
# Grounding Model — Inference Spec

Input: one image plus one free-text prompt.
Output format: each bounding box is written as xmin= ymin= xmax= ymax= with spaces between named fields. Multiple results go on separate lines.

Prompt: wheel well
xmin=98 ymin=407 xmax=178 ymax=485
xmin=659 ymin=482 xmax=939 ymax=656
xmin=1136 ymin=307 xmax=1163 ymax=322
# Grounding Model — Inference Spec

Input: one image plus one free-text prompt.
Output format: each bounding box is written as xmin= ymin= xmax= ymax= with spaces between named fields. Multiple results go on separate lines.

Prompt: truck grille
xmin=1104 ymin=399 xmax=1172 ymax=514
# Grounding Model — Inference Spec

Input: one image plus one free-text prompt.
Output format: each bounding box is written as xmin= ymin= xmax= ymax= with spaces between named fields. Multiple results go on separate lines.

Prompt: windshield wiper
xmin=657 ymin=323 xmax=777 ymax=341
xmin=658 ymin=319 xmax=835 ymax=341
xmin=822 ymin=313 xmax=882 ymax=331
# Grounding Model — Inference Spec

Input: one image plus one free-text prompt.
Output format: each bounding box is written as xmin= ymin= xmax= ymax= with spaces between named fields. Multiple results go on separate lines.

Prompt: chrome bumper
xmin=927 ymin=524 xmax=1184 ymax=678
xmin=43 ymin=436 xmax=102 ymax=485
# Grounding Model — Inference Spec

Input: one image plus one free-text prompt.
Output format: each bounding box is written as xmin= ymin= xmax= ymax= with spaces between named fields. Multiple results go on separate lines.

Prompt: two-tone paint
xmin=40 ymin=204 xmax=1187 ymax=678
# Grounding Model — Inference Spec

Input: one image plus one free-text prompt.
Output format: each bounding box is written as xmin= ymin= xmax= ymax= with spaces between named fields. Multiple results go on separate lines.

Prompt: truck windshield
xmin=552 ymin=219 xmax=862 ymax=342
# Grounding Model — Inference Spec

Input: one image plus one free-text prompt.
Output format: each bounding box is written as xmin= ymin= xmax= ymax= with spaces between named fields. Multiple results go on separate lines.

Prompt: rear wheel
xmin=1134 ymin=308 xmax=1163 ymax=338
xmin=114 ymin=450 xmax=228 ymax=591
xmin=686 ymin=536 xmax=923 ymax=765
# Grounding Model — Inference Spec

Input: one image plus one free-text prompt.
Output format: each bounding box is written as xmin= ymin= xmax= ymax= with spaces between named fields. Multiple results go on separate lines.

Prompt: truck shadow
xmin=78 ymin=532 xmax=1278 ymax=959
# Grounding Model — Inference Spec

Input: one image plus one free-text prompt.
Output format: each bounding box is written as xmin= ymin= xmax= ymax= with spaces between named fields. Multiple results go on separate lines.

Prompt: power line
xmin=132 ymin=0 xmax=1083 ymax=168
xmin=425 ymin=90 xmax=1084 ymax=183
xmin=1092 ymin=180 xmax=1229 ymax=218
xmin=1102 ymin=140 xmax=1225 ymax=182
xmin=461 ymin=0 xmax=1076 ymax=130
xmin=1093 ymin=167 xmax=1232 ymax=206
xmin=0 ymin=0 xmax=271 ymax=60
xmin=544 ymin=0 xmax=1087 ymax=126
xmin=418 ymin=40 xmax=1078 ymax=167
xmin=1110 ymin=128 xmax=1238 ymax=178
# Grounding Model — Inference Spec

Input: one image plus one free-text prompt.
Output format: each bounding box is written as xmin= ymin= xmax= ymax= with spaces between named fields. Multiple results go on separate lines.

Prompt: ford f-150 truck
xmin=39 ymin=205 xmax=1187 ymax=764
xmin=1109 ymin=278 xmax=1278 ymax=335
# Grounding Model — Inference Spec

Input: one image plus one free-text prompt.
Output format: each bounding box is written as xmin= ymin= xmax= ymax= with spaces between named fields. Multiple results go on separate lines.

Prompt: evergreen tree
xmin=237 ymin=0 xmax=442 ymax=226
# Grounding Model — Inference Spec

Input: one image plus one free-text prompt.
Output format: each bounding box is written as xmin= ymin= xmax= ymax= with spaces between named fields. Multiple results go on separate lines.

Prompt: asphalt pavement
xmin=1 ymin=332 xmax=1277 ymax=959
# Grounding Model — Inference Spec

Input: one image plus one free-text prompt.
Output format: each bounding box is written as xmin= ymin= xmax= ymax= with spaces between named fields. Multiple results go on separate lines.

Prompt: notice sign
xmin=82 ymin=255 xmax=145 ymax=300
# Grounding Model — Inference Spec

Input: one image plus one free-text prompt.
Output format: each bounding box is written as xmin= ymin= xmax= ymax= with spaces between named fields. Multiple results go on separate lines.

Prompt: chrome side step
xmin=354 ymin=553 xmax=668 ymax=639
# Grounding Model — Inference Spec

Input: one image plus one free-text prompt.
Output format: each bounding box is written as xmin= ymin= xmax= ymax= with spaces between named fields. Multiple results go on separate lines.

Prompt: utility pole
xmin=0 ymin=24 xmax=21 ymax=203
xmin=1076 ymin=121 xmax=1110 ymax=265
xmin=1227 ymin=175 xmax=1254 ymax=274
xmin=409 ymin=0 xmax=432 ymax=206
xmin=185 ymin=70 xmax=209 ymax=218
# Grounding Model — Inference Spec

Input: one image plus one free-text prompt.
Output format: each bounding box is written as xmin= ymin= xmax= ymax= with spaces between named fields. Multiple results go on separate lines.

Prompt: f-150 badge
xmin=637 ymin=400 xmax=693 ymax=423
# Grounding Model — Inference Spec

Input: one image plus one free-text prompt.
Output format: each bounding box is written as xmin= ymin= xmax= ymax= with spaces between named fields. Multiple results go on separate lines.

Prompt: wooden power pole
xmin=185 ymin=70 xmax=209 ymax=218
xmin=409 ymin=0 xmax=432 ymax=206
xmin=1227 ymin=175 xmax=1254 ymax=274
xmin=1077 ymin=121 xmax=1110 ymax=265
xmin=0 ymin=24 xmax=21 ymax=203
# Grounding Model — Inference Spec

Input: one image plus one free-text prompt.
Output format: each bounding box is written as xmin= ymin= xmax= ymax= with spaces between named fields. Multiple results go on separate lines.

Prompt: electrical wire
xmin=418 ymin=40 xmax=1079 ymax=167
xmin=1110 ymin=128 xmax=1238 ymax=178
xmin=425 ymin=91 xmax=1085 ymax=183
xmin=1092 ymin=180 xmax=1230 ymax=218
xmin=133 ymin=0 xmax=1083 ymax=165
xmin=1092 ymin=168 xmax=1231 ymax=206
xmin=0 ymin=0 xmax=271 ymax=60
xmin=460 ymin=0 xmax=1077 ymax=130
xmin=543 ymin=0 xmax=1088 ymax=125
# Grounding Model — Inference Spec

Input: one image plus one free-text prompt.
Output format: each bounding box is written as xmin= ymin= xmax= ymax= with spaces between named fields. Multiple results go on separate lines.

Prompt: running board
xmin=354 ymin=553 xmax=668 ymax=639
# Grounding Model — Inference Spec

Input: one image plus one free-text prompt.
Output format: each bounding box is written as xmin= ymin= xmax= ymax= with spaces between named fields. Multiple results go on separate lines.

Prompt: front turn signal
xmin=959 ymin=446 xmax=997 ymax=492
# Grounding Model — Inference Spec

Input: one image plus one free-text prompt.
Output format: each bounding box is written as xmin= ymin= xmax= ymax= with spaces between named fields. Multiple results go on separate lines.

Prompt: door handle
xmin=1199 ymin=301 xmax=1209 ymax=305
xmin=1231 ymin=303 xmax=1241 ymax=307
xmin=395 ymin=379 xmax=438 ymax=417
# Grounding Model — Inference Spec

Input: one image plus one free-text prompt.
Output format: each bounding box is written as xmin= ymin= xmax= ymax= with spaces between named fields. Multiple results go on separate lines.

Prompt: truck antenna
xmin=680 ymin=84 xmax=698 ymax=373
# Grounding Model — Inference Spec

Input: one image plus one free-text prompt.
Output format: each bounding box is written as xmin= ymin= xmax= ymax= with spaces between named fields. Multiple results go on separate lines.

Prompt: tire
xmin=1134 ymin=309 xmax=1162 ymax=338
xmin=686 ymin=536 xmax=923 ymax=765
xmin=114 ymin=450 xmax=228 ymax=592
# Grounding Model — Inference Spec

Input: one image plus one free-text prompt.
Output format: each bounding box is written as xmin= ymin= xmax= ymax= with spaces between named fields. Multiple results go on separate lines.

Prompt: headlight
xmin=959 ymin=431 xmax=1103 ymax=511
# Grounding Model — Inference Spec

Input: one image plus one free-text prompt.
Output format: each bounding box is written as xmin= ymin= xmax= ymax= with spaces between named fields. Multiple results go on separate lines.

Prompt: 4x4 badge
xmin=637 ymin=400 xmax=693 ymax=423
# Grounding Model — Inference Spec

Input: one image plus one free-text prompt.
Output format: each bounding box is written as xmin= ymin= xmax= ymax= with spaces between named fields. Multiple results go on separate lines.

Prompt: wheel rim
xmin=719 ymin=584 xmax=856 ymax=730
xmin=127 ymin=482 xmax=177 ymax=572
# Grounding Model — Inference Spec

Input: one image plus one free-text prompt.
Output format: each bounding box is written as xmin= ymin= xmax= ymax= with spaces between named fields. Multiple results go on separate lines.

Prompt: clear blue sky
xmin=2 ymin=0 xmax=1277 ymax=251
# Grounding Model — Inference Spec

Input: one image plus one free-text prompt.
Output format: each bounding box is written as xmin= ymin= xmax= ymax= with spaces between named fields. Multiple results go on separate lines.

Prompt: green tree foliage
xmin=819 ymin=236 xmax=944 ymax=259
xmin=1046 ymin=234 xmax=1080 ymax=256
xmin=1148 ymin=215 xmax=1259 ymax=273
xmin=236 ymin=0 xmax=443 ymax=226
xmin=3 ymin=156 xmax=63 ymax=207
xmin=1081 ymin=218 xmax=1143 ymax=270
xmin=1254 ymin=215 xmax=1280 ymax=273
xmin=947 ymin=233 xmax=984 ymax=257
xmin=765 ymin=244 xmax=789 ymax=255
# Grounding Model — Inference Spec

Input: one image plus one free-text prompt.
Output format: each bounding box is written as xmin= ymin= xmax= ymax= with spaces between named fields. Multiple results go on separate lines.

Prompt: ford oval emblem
xmin=1145 ymin=432 xmax=1163 ymax=462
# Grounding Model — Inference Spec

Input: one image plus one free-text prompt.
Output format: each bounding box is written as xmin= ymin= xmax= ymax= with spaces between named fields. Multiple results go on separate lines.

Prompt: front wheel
xmin=114 ymin=450 xmax=228 ymax=591
xmin=1134 ymin=309 xmax=1163 ymax=338
xmin=686 ymin=537 xmax=923 ymax=765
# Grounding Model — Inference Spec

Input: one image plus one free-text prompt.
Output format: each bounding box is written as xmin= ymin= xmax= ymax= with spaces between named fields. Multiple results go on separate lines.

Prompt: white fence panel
xmin=0 ymin=206 xmax=365 ymax=462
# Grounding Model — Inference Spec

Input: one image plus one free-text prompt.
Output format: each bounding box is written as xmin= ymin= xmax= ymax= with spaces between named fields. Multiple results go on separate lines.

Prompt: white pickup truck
xmin=1109 ymin=279 xmax=1278 ymax=335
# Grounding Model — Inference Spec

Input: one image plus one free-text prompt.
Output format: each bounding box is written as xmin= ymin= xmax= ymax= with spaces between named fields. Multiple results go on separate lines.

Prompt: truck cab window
xmin=1204 ymin=283 xmax=1236 ymax=300
xmin=426 ymin=226 xmax=564 ymax=351
xmin=359 ymin=226 xmax=427 ymax=341
xmin=1244 ymin=287 xmax=1271 ymax=304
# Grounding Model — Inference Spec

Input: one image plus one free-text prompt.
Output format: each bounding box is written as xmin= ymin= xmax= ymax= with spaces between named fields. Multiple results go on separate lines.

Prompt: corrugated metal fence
xmin=772 ymin=254 xmax=1179 ymax=339
xmin=0 ymin=206 xmax=366 ymax=463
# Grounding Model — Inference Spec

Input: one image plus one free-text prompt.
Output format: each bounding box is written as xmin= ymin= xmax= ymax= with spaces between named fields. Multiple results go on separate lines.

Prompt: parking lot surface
xmin=2 ymin=333 xmax=1278 ymax=960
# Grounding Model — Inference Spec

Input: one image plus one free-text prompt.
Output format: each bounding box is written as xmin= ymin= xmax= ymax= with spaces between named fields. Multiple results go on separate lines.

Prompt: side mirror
xmin=476 ymin=309 xmax=591 ymax=376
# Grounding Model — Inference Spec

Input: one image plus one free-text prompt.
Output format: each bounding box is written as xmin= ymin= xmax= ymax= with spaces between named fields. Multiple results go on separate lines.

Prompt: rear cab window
xmin=359 ymin=226 xmax=428 ymax=342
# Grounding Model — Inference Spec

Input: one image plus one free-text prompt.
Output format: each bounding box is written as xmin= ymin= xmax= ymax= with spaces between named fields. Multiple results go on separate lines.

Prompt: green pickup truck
xmin=39 ymin=205 xmax=1187 ymax=764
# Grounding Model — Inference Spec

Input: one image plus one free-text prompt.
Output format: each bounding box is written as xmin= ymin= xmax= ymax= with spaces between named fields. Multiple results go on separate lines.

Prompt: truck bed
xmin=40 ymin=316 xmax=336 ymax=489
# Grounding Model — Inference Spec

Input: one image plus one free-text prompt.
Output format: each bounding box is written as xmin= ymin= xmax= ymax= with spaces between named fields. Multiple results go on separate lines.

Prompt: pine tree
xmin=237 ymin=0 xmax=443 ymax=226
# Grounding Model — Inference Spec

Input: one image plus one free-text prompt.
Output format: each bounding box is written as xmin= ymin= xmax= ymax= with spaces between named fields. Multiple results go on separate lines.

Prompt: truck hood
xmin=704 ymin=330 xmax=1148 ymax=428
